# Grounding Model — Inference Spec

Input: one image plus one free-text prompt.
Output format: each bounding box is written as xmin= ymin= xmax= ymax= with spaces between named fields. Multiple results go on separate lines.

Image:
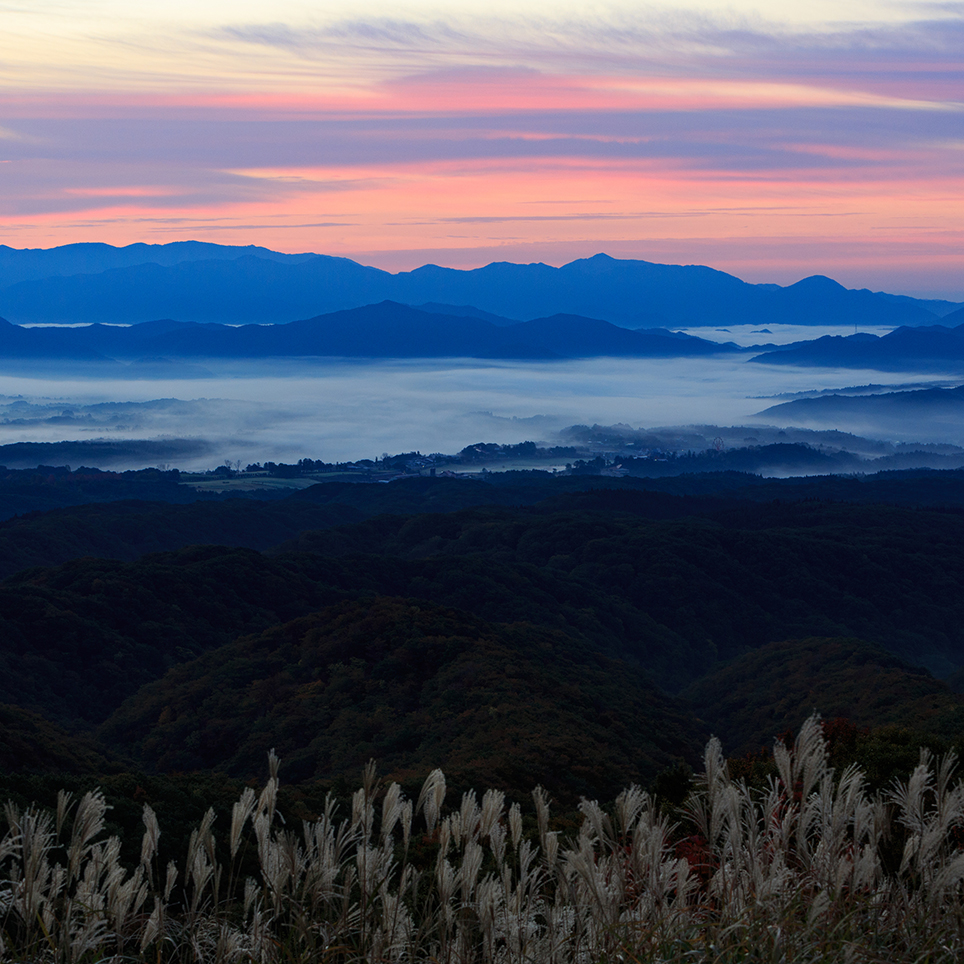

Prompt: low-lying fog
xmin=675 ymin=325 xmax=897 ymax=347
xmin=0 ymin=348 xmax=958 ymax=470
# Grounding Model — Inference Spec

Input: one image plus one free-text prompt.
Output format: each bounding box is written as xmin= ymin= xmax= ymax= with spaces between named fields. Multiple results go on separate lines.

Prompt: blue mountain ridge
xmin=757 ymin=384 xmax=964 ymax=421
xmin=0 ymin=302 xmax=738 ymax=362
xmin=0 ymin=244 xmax=956 ymax=328
xmin=752 ymin=322 xmax=964 ymax=372
xmin=0 ymin=241 xmax=316 ymax=286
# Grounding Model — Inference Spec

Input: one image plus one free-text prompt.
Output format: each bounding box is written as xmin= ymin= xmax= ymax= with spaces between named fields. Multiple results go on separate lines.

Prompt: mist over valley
xmin=0 ymin=244 xmax=962 ymax=470
xmin=0 ymin=352 xmax=961 ymax=472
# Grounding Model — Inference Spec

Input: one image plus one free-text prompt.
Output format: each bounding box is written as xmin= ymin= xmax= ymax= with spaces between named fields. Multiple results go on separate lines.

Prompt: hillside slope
xmin=753 ymin=324 xmax=964 ymax=371
xmin=99 ymin=597 xmax=707 ymax=799
xmin=682 ymin=637 xmax=964 ymax=755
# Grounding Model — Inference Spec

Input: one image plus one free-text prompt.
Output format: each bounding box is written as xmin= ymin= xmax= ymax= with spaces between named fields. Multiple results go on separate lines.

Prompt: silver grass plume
xmin=229 ymin=787 xmax=257 ymax=859
xmin=417 ymin=768 xmax=446 ymax=833
xmin=141 ymin=803 xmax=160 ymax=868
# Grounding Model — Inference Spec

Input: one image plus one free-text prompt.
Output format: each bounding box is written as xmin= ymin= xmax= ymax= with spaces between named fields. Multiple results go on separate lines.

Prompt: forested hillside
xmin=1 ymin=468 xmax=964 ymax=807
xmin=683 ymin=637 xmax=964 ymax=755
xmin=99 ymin=597 xmax=704 ymax=800
xmin=280 ymin=496 xmax=964 ymax=682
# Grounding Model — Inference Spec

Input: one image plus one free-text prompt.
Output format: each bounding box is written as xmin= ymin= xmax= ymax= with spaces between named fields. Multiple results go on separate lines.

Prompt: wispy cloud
xmin=211 ymin=6 xmax=964 ymax=87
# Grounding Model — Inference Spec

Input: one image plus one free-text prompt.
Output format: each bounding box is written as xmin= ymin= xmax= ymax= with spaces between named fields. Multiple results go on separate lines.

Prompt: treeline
xmin=237 ymin=441 xmax=581 ymax=477
xmin=0 ymin=464 xmax=197 ymax=520
xmin=457 ymin=440 xmax=579 ymax=462
xmin=240 ymin=457 xmax=377 ymax=477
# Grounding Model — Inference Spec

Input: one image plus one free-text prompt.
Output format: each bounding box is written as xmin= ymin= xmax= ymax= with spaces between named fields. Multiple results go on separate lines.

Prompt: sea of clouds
xmin=0 ymin=344 xmax=956 ymax=469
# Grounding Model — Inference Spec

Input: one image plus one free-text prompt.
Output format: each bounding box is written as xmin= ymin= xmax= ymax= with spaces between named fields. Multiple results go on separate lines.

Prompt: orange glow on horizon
xmin=3 ymin=155 xmax=960 ymax=291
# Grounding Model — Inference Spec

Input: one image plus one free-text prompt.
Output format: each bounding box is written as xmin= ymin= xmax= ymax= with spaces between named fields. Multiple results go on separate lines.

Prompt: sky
xmin=0 ymin=1 xmax=962 ymax=298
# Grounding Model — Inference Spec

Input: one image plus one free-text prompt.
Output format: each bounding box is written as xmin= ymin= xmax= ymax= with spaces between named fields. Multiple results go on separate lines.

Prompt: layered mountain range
xmin=3 ymin=301 xmax=964 ymax=369
xmin=758 ymin=384 xmax=964 ymax=425
xmin=0 ymin=242 xmax=958 ymax=328
xmin=0 ymin=302 xmax=733 ymax=364
xmin=753 ymin=318 xmax=964 ymax=370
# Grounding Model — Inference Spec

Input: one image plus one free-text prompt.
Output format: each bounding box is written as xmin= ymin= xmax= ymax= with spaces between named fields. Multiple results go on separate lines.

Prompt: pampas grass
xmin=2 ymin=715 xmax=964 ymax=962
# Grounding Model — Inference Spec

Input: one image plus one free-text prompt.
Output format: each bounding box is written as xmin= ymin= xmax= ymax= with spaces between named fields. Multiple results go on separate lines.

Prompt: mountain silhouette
xmin=0 ymin=244 xmax=953 ymax=327
xmin=0 ymin=302 xmax=738 ymax=362
xmin=752 ymin=323 xmax=964 ymax=371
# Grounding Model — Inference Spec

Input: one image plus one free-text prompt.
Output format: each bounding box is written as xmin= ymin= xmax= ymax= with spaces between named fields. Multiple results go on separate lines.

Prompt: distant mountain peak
xmin=788 ymin=275 xmax=848 ymax=292
xmin=0 ymin=243 xmax=952 ymax=328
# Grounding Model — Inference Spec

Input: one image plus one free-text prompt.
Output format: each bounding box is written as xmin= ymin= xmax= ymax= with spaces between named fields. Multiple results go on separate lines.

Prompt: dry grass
xmin=3 ymin=717 xmax=964 ymax=962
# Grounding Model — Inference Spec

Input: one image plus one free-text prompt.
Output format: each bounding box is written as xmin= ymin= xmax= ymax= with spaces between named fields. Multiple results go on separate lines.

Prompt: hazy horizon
xmin=2 ymin=2 xmax=961 ymax=463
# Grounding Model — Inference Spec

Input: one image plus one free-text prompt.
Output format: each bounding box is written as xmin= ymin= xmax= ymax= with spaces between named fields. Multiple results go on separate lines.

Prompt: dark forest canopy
xmin=0 ymin=465 xmax=964 ymax=804
xmin=99 ymin=597 xmax=705 ymax=799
